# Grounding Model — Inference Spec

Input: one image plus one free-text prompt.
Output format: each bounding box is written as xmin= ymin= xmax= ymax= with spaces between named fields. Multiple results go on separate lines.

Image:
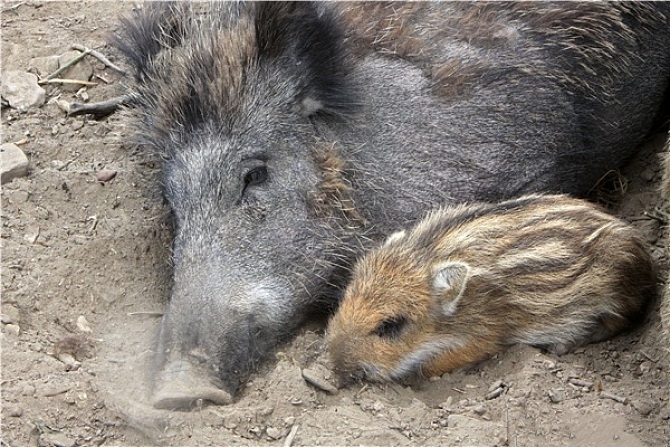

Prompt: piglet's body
xmin=327 ymin=194 xmax=655 ymax=383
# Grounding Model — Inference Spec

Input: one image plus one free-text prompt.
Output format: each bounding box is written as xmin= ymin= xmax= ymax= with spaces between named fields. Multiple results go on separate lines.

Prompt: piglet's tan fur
xmin=327 ymin=194 xmax=656 ymax=383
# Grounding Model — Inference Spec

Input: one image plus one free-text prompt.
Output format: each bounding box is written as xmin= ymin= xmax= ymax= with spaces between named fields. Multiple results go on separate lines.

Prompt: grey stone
xmin=1 ymin=70 xmax=46 ymax=111
xmin=1 ymin=143 xmax=30 ymax=184
xmin=39 ymin=432 xmax=76 ymax=447
xmin=4 ymin=324 xmax=20 ymax=337
xmin=30 ymin=55 xmax=60 ymax=77
xmin=1 ymin=304 xmax=20 ymax=325
xmin=57 ymin=50 xmax=93 ymax=92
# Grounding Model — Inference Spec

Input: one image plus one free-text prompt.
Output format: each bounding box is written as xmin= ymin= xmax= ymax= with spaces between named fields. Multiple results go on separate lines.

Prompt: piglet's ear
xmin=432 ymin=261 xmax=470 ymax=316
xmin=383 ymin=230 xmax=406 ymax=248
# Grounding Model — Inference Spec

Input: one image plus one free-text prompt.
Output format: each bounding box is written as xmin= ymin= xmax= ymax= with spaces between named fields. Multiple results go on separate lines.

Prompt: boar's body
xmin=114 ymin=2 xmax=670 ymax=408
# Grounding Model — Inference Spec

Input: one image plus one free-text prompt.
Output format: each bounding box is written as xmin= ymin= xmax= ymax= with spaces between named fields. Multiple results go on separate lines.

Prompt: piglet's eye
xmin=371 ymin=316 xmax=407 ymax=339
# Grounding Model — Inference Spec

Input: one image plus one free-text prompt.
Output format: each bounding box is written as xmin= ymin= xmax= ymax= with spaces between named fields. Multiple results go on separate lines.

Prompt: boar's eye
xmin=371 ymin=316 xmax=408 ymax=339
xmin=243 ymin=166 xmax=268 ymax=192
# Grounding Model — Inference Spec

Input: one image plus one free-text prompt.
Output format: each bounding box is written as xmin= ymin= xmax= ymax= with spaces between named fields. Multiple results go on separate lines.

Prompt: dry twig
xmin=68 ymin=94 xmax=132 ymax=117
xmin=71 ymin=44 xmax=127 ymax=75
xmin=43 ymin=48 xmax=92 ymax=81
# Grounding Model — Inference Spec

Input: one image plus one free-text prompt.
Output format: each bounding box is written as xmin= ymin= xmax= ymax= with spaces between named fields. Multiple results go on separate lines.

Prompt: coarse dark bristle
xmin=111 ymin=1 xmax=357 ymax=131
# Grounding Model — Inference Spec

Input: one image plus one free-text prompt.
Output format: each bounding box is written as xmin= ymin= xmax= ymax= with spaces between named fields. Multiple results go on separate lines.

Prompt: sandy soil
xmin=2 ymin=2 xmax=669 ymax=446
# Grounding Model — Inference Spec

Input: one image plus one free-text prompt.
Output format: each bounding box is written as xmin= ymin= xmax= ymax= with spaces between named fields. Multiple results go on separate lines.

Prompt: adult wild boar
xmin=113 ymin=2 xmax=670 ymax=408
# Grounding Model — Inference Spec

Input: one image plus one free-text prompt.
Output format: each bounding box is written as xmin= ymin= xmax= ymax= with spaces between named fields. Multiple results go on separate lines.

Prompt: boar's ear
xmin=255 ymin=2 xmax=356 ymax=118
xmin=111 ymin=3 xmax=186 ymax=84
xmin=432 ymin=262 xmax=470 ymax=317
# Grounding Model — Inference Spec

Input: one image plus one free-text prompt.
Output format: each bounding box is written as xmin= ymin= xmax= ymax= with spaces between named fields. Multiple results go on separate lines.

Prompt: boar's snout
xmin=152 ymin=267 xmax=298 ymax=406
xmin=152 ymin=360 xmax=232 ymax=410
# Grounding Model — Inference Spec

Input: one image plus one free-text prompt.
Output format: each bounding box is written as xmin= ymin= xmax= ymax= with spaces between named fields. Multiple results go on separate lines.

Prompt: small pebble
xmin=96 ymin=169 xmax=117 ymax=183
xmin=266 ymin=426 xmax=284 ymax=440
xmin=372 ymin=400 xmax=385 ymax=412
xmin=639 ymin=362 xmax=651 ymax=374
xmin=472 ymin=405 xmax=486 ymax=416
xmin=7 ymin=406 xmax=23 ymax=417
xmin=257 ymin=406 xmax=275 ymax=417
xmin=76 ymin=315 xmax=92 ymax=333
xmin=439 ymin=396 xmax=453 ymax=410
xmin=4 ymin=324 xmax=20 ymax=337
xmin=301 ymin=367 xmax=338 ymax=394
xmin=223 ymin=416 xmax=239 ymax=430
xmin=284 ymin=416 xmax=296 ymax=426
xmin=1 ymin=304 xmax=20 ymax=325
xmin=39 ymin=432 xmax=76 ymax=447
xmin=55 ymin=99 xmax=71 ymax=114
xmin=485 ymin=387 xmax=504 ymax=400
xmin=547 ymin=389 xmax=565 ymax=403
xmin=75 ymin=89 xmax=89 ymax=102
xmin=488 ymin=380 xmax=504 ymax=392
xmin=57 ymin=352 xmax=81 ymax=371
xmin=632 ymin=400 xmax=654 ymax=417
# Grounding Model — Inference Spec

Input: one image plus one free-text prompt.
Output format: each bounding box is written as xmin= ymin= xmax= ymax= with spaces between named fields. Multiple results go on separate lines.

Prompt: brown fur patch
xmin=337 ymin=2 xmax=666 ymax=100
xmin=308 ymin=144 xmax=366 ymax=230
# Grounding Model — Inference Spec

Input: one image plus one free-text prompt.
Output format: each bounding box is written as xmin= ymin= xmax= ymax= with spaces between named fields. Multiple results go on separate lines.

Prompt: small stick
xmin=127 ymin=311 xmax=164 ymax=317
xmin=283 ymin=424 xmax=299 ymax=447
xmin=568 ymin=378 xmax=593 ymax=388
xmin=600 ymin=391 xmax=627 ymax=404
xmin=639 ymin=350 xmax=659 ymax=364
xmin=55 ymin=157 xmax=78 ymax=171
xmin=39 ymin=78 xmax=98 ymax=86
xmin=68 ymin=94 xmax=133 ymax=117
xmin=2 ymin=2 xmax=25 ymax=13
xmin=43 ymin=48 xmax=92 ymax=81
xmin=485 ymin=386 xmax=505 ymax=400
xmin=354 ymin=383 xmax=369 ymax=399
xmin=71 ymin=44 xmax=127 ymax=75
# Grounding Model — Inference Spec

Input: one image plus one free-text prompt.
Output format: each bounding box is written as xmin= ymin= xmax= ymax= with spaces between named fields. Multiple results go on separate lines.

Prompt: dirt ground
xmin=2 ymin=2 xmax=669 ymax=446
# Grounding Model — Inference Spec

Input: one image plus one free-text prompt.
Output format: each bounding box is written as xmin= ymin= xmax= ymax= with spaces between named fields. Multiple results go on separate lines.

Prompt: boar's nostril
xmin=152 ymin=360 xmax=232 ymax=410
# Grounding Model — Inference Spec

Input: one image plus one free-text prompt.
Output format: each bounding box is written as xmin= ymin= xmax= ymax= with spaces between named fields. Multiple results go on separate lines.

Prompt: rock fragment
xmin=1 ymin=143 xmax=30 ymax=184
xmin=57 ymin=50 xmax=93 ymax=92
xmin=301 ymin=366 xmax=338 ymax=394
xmin=1 ymin=70 xmax=46 ymax=111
